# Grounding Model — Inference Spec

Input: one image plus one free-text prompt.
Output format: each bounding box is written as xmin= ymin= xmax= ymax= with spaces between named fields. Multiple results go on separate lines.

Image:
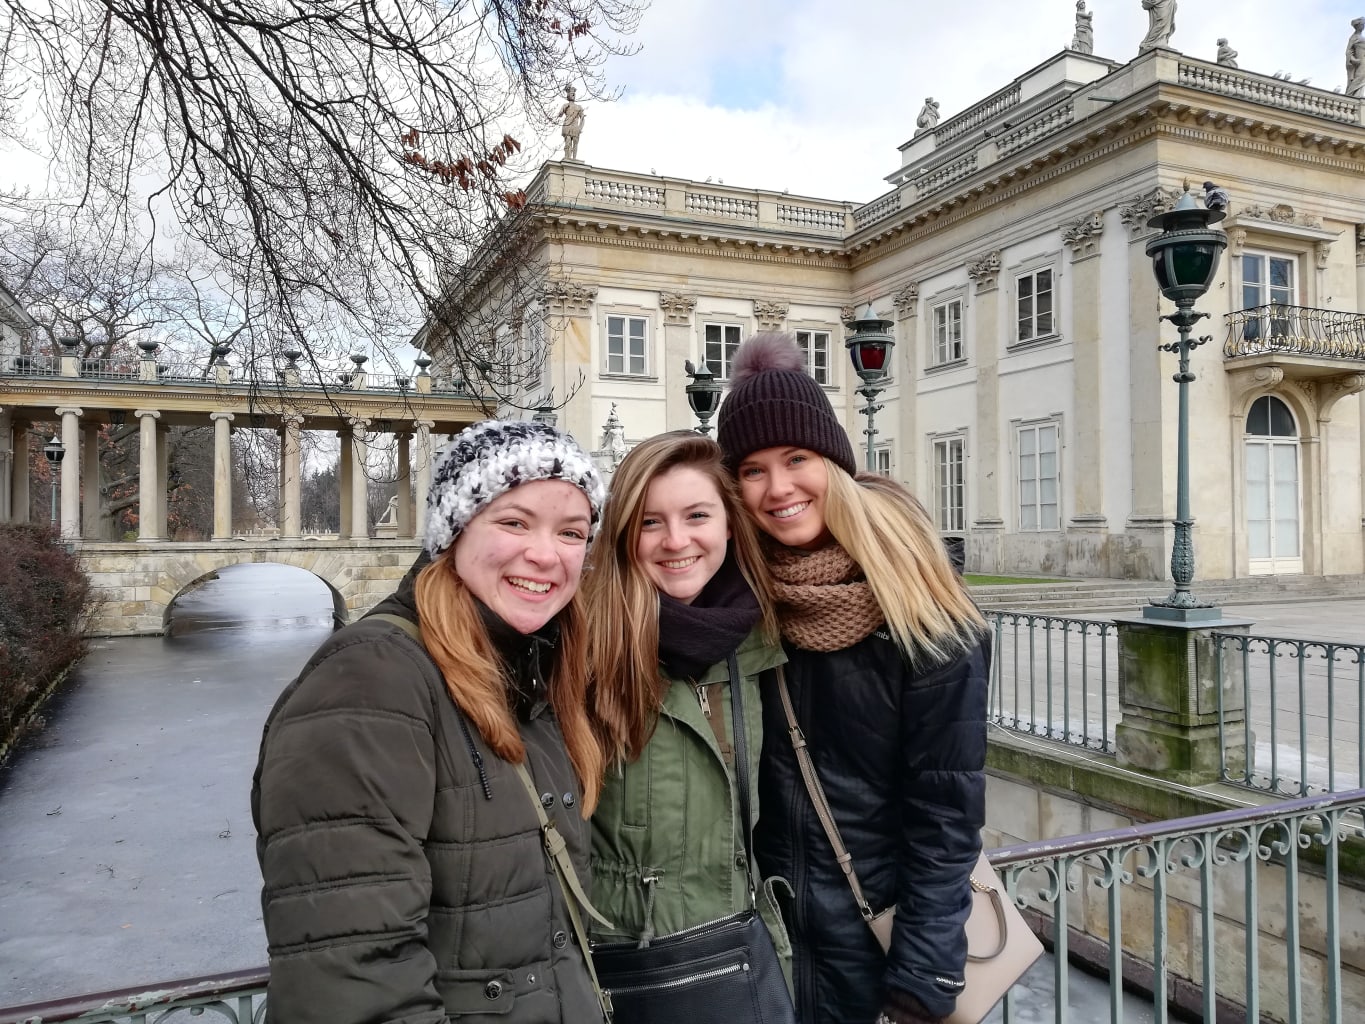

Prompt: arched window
xmin=1244 ymin=396 xmax=1300 ymax=575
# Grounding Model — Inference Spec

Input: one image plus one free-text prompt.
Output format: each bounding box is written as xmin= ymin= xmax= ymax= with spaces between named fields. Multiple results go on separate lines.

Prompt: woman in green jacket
xmin=584 ymin=431 xmax=790 ymax=960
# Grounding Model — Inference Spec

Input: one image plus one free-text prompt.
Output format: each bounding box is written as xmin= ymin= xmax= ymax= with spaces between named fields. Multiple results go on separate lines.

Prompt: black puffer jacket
xmin=252 ymin=563 xmax=602 ymax=1024
xmin=754 ymin=628 xmax=991 ymax=1023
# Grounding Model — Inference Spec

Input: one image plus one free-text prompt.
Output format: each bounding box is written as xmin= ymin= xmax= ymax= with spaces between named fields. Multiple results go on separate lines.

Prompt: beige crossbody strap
xmin=774 ymin=665 xmax=881 ymax=925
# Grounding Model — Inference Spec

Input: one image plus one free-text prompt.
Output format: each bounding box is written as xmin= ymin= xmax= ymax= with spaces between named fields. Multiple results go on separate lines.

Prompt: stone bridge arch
xmin=80 ymin=540 xmax=424 ymax=636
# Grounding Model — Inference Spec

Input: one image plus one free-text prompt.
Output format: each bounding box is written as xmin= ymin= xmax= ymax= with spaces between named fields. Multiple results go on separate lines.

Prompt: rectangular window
xmin=606 ymin=315 xmax=648 ymax=375
xmin=704 ymin=322 xmax=744 ymax=380
xmin=795 ymin=330 xmax=831 ymax=385
xmin=874 ymin=447 xmax=892 ymax=477
xmin=1017 ymin=423 xmax=1059 ymax=531
xmin=1240 ymin=253 xmax=1296 ymax=344
xmin=932 ymin=300 xmax=964 ymax=365
xmin=933 ymin=437 xmax=966 ymax=532
xmin=1016 ymin=269 xmax=1054 ymax=343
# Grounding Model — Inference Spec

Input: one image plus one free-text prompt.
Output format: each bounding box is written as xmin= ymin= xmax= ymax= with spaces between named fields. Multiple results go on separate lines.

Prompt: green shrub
xmin=0 ymin=524 xmax=91 ymax=760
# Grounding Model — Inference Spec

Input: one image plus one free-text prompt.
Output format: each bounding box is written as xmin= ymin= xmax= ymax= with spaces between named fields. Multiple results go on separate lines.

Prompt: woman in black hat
xmin=717 ymin=333 xmax=991 ymax=1024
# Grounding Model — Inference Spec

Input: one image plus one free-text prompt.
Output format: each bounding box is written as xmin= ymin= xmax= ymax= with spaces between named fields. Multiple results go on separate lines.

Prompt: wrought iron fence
xmin=76 ymin=358 xmax=140 ymax=380
xmin=1224 ymin=304 xmax=1365 ymax=361
xmin=3 ymin=354 xmax=57 ymax=376
xmin=0 ymin=966 xmax=267 ymax=1024
xmin=987 ymin=611 xmax=1117 ymax=752
xmin=1215 ymin=632 xmax=1365 ymax=797
xmin=993 ymin=788 xmax=1365 ymax=1023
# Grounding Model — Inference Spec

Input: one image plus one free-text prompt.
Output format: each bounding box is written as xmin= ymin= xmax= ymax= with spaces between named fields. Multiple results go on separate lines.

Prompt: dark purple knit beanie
xmin=716 ymin=332 xmax=857 ymax=477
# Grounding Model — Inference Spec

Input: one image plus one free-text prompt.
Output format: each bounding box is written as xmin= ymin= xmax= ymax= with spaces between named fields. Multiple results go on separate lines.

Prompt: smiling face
xmin=736 ymin=446 xmax=832 ymax=551
xmin=634 ymin=466 xmax=731 ymax=605
xmin=452 ymin=480 xmax=592 ymax=634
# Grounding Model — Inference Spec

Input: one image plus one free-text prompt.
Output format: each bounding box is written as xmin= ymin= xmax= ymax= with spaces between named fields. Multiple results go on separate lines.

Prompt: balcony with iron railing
xmin=1224 ymin=304 xmax=1365 ymax=364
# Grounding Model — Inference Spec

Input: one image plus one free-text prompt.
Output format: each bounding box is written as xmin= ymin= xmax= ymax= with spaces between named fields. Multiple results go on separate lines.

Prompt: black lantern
xmin=684 ymin=360 xmax=722 ymax=435
xmin=845 ymin=303 xmax=895 ymax=382
xmin=532 ymin=394 xmax=559 ymax=429
xmin=108 ymin=409 xmax=126 ymax=427
xmin=1145 ymin=192 xmax=1227 ymax=306
xmin=43 ymin=435 xmax=65 ymax=527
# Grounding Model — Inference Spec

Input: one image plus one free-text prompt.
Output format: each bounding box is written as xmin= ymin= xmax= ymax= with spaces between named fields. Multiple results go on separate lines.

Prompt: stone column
xmin=281 ymin=413 xmax=304 ymax=539
xmin=1063 ymin=211 xmax=1109 ymax=569
xmin=211 ymin=412 xmax=234 ymax=540
xmin=540 ymin=280 xmax=598 ymax=446
xmin=157 ymin=423 xmax=171 ymax=540
xmin=0 ymin=408 xmax=12 ymax=523
xmin=135 ymin=410 xmax=161 ymax=541
xmin=892 ymin=283 xmax=920 ymax=491
xmin=338 ymin=426 xmax=353 ymax=539
xmin=660 ymin=292 xmax=698 ymax=430
xmin=347 ymin=417 xmax=371 ymax=540
xmin=11 ymin=420 xmax=30 ymax=524
xmin=81 ymin=422 xmax=101 ymax=538
xmin=55 ymin=406 xmax=82 ymax=540
xmin=965 ymin=253 xmax=1003 ymax=572
xmin=395 ymin=432 xmax=414 ymax=538
xmin=414 ymin=419 xmax=435 ymax=538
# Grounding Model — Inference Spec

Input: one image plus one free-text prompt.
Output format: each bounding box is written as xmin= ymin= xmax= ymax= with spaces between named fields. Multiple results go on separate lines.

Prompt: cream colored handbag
xmin=775 ymin=668 xmax=1042 ymax=1024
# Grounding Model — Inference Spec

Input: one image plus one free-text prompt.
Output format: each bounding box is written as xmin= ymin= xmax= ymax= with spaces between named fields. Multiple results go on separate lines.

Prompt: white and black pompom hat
xmin=423 ymin=419 xmax=606 ymax=557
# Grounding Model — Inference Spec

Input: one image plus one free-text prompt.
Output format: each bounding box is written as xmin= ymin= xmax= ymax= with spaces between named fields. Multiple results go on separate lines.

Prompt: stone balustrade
xmin=934 ymin=83 xmax=1023 ymax=145
xmin=853 ymin=191 xmax=903 ymax=227
xmin=1177 ymin=61 xmax=1363 ymax=124
xmin=915 ymin=152 xmax=979 ymax=198
xmin=585 ymin=177 xmax=665 ymax=208
xmin=684 ymin=190 xmax=759 ymax=219
xmin=998 ymin=102 xmax=1075 ymax=156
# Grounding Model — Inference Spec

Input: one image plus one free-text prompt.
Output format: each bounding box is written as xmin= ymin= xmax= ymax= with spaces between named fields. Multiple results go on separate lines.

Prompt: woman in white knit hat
xmin=253 ymin=419 xmax=612 ymax=1024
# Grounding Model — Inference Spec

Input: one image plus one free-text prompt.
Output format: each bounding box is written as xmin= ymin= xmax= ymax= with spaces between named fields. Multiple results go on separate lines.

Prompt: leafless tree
xmin=1 ymin=0 xmax=643 ymax=400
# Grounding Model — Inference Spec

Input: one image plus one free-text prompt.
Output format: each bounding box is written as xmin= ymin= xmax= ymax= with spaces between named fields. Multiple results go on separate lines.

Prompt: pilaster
xmin=135 ymin=410 xmax=161 ymax=541
xmin=966 ymin=252 xmax=1003 ymax=570
xmin=11 ymin=420 xmax=30 ymax=524
xmin=1064 ymin=210 xmax=1108 ymax=538
xmin=892 ymin=283 xmax=920 ymax=493
xmin=157 ymin=423 xmax=171 ymax=540
xmin=55 ymin=406 xmax=82 ymax=540
xmin=0 ymin=408 xmax=12 ymax=524
xmin=660 ymin=292 xmax=698 ymax=431
xmin=541 ymin=279 xmax=598 ymax=447
xmin=211 ymin=412 xmax=234 ymax=540
xmin=81 ymin=422 xmax=101 ymax=538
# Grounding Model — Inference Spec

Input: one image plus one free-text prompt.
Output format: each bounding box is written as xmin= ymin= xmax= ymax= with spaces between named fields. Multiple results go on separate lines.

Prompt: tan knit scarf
xmin=768 ymin=542 xmax=885 ymax=652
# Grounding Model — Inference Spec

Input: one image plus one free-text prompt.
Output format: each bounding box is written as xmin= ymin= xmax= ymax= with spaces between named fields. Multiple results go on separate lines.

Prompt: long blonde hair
xmin=820 ymin=461 xmax=986 ymax=664
xmin=584 ymin=431 xmax=777 ymax=765
xmin=414 ymin=552 xmax=603 ymax=815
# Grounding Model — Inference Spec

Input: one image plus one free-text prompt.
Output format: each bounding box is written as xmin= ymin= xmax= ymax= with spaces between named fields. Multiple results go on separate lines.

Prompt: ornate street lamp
xmin=1144 ymin=188 xmax=1227 ymax=618
xmin=684 ymin=360 xmax=721 ymax=435
xmin=531 ymin=393 xmax=559 ymax=429
xmin=845 ymin=302 xmax=895 ymax=471
xmin=43 ymin=434 xmax=65 ymax=527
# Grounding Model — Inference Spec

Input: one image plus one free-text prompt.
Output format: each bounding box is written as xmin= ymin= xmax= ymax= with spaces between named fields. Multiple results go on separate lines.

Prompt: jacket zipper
xmin=606 ymin=961 xmax=748 ymax=995
xmin=789 ymin=670 xmax=816 ymax=1019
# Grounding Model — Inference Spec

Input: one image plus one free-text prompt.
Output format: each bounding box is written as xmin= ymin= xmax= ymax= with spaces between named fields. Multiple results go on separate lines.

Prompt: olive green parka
xmin=588 ymin=627 xmax=790 ymax=961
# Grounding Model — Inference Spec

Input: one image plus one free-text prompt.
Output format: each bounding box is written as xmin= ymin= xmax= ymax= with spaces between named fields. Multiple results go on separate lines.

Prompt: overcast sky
xmin=583 ymin=0 xmax=1364 ymax=203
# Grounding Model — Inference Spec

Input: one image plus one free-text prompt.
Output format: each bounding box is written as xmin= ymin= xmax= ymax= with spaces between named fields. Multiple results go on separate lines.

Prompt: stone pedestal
xmin=1114 ymin=612 xmax=1253 ymax=785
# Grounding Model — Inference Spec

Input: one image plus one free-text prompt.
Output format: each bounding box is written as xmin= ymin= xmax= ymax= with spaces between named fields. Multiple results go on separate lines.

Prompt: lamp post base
xmin=1142 ymin=602 xmax=1223 ymax=624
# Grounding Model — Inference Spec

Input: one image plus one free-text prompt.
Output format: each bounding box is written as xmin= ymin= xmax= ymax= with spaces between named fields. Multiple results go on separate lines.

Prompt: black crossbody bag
xmin=590 ymin=653 xmax=795 ymax=1024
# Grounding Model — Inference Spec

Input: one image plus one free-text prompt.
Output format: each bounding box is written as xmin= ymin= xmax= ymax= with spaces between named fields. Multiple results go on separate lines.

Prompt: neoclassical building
xmin=440 ymin=45 xmax=1365 ymax=581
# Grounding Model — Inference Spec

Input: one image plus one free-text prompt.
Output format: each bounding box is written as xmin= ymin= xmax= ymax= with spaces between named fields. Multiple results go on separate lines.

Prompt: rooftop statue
xmin=915 ymin=97 xmax=941 ymax=134
xmin=1138 ymin=0 xmax=1176 ymax=53
xmin=1216 ymin=38 xmax=1238 ymax=68
xmin=1071 ymin=1 xmax=1094 ymax=54
xmin=559 ymin=84 xmax=585 ymax=161
xmin=1347 ymin=17 xmax=1365 ymax=98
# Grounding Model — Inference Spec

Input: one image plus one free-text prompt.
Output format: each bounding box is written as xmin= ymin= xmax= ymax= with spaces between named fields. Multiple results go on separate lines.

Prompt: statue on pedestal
xmin=1138 ymin=0 xmax=1177 ymax=53
xmin=1071 ymin=1 xmax=1094 ymax=54
xmin=559 ymin=85 xmax=585 ymax=161
xmin=1347 ymin=17 xmax=1365 ymax=98
xmin=915 ymin=97 xmax=940 ymax=135
xmin=1216 ymin=38 xmax=1238 ymax=68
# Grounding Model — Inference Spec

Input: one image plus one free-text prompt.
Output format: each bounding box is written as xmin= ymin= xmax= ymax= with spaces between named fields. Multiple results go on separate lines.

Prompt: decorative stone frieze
xmin=1119 ymin=187 xmax=1182 ymax=238
xmin=540 ymin=279 xmax=597 ymax=314
xmin=966 ymin=251 xmax=1002 ymax=293
xmin=1240 ymin=203 xmax=1322 ymax=228
xmin=839 ymin=305 xmax=857 ymax=324
xmin=892 ymin=283 xmax=920 ymax=318
xmin=1228 ymin=227 xmax=1247 ymax=257
xmin=658 ymin=292 xmax=697 ymax=325
xmin=1356 ymin=225 xmax=1365 ymax=265
xmin=1063 ymin=210 xmax=1105 ymax=260
xmin=753 ymin=299 xmax=790 ymax=331
xmin=1316 ymin=240 xmax=1332 ymax=270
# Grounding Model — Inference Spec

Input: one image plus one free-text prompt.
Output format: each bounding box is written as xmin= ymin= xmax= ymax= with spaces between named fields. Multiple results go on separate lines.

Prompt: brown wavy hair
xmin=583 ymin=431 xmax=777 ymax=765
xmin=414 ymin=551 xmax=603 ymax=815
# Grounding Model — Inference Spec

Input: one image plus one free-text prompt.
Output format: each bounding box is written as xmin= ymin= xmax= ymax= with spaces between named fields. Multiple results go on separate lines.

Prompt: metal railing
xmin=0 ymin=966 xmax=267 ymax=1024
xmin=987 ymin=611 xmax=1117 ymax=753
xmin=76 ymin=358 xmax=140 ymax=380
xmin=4 ymin=354 xmax=58 ymax=376
xmin=1215 ymin=632 xmax=1365 ymax=797
xmin=994 ymin=788 xmax=1365 ymax=1023
xmin=1224 ymin=304 xmax=1365 ymax=361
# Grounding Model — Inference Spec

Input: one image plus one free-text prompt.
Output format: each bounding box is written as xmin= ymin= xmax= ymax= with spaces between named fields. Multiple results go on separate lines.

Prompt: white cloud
xmin=586 ymin=0 xmax=1364 ymax=202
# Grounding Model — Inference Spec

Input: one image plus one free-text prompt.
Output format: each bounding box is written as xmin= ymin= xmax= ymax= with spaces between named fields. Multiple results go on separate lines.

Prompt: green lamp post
xmin=845 ymin=303 xmax=895 ymax=471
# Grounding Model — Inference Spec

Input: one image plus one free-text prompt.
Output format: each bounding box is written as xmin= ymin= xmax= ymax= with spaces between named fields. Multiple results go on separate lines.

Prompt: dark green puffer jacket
xmin=251 ymin=562 xmax=602 ymax=1024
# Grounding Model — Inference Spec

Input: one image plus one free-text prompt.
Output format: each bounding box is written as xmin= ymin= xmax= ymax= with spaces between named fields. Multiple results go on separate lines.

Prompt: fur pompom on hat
xmin=423 ymin=419 xmax=606 ymax=557
xmin=717 ymin=331 xmax=858 ymax=476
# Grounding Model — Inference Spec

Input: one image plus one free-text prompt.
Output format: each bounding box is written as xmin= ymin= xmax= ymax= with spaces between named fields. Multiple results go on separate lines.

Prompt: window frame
xmin=1006 ymin=253 xmax=1062 ymax=351
xmin=600 ymin=309 xmax=653 ymax=378
xmin=1015 ymin=419 xmax=1061 ymax=532
xmin=930 ymin=433 xmax=967 ymax=533
xmin=700 ymin=319 xmax=747 ymax=382
xmin=929 ymin=296 xmax=966 ymax=368
xmin=793 ymin=326 xmax=835 ymax=386
xmin=873 ymin=444 xmax=893 ymax=478
xmin=1240 ymin=249 xmax=1298 ymax=309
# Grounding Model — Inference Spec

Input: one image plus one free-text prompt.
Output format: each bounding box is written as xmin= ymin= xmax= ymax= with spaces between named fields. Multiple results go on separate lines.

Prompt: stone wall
xmin=77 ymin=540 xmax=423 ymax=635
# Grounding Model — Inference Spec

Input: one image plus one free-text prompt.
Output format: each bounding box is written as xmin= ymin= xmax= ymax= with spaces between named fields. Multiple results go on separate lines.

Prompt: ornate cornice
xmin=753 ymin=299 xmax=790 ymax=330
xmin=966 ymin=251 xmax=1002 ymax=293
xmin=540 ymin=279 xmax=597 ymax=314
xmin=658 ymin=292 xmax=697 ymax=325
xmin=892 ymin=283 xmax=920 ymax=318
xmin=1063 ymin=210 xmax=1105 ymax=260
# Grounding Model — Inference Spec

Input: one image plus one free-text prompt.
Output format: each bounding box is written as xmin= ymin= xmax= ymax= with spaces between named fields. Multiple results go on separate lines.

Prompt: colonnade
xmin=0 ymin=406 xmax=438 ymax=543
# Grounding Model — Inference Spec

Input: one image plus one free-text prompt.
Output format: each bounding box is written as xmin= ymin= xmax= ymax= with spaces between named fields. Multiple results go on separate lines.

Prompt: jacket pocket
xmin=436 ymin=969 xmax=516 ymax=1016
